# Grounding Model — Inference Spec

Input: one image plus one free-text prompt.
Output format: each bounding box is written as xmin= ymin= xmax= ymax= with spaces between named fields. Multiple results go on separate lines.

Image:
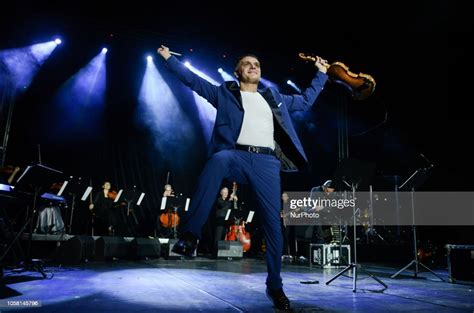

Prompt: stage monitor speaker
xmin=446 ymin=244 xmax=474 ymax=285
xmin=164 ymin=239 xmax=196 ymax=259
xmin=95 ymin=236 xmax=129 ymax=261
xmin=130 ymin=237 xmax=160 ymax=259
xmin=217 ymin=240 xmax=243 ymax=259
xmin=59 ymin=235 xmax=95 ymax=264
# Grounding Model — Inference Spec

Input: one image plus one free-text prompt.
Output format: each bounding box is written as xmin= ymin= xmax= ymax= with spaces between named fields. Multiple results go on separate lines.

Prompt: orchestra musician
xmin=157 ymin=184 xmax=180 ymax=238
xmin=214 ymin=186 xmax=240 ymax=254
xmin=89 ymin=181 xmax=115 ymax=236
xmin=310 ymin=179 xmax=337 ymax=244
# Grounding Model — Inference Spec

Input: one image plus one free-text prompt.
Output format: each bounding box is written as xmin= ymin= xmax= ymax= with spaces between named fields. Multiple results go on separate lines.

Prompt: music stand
xmin=6 ymin=163 xmax=63 ymax=278
xmin=57 ymin=177 xmax=91 ymax=234
xmin=326 ymin=158 xmax=387 ymax=292
xmin=116 ymin=187 xmax=144 ymax=235
xmin=390 ymin=166 xmax=444 ymax=281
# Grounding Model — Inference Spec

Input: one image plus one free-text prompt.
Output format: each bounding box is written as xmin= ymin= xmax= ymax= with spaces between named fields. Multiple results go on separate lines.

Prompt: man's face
xmin=281 ymin=193 xmax=289 ymax=203
xmin=104 ymin=182 xmax=111 ymax=189
xmin=221 ymin=188 xmax=229 ymax=198
xmin=236 ymin=56 xmax=261 ymax=84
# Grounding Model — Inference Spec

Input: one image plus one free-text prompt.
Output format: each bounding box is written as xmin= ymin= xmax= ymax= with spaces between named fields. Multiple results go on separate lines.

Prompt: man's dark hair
xmin=234 ymin=53 xmax=260 ymax=74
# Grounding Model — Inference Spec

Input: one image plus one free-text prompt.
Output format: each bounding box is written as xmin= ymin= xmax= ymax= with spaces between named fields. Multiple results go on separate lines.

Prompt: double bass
xmin=224 ymin=183 xmax=251 ymax=252
xmin=299 ymin=53 xmax=376 ymax=100
xmin=226 ymin=219 xmax=251 ymax=252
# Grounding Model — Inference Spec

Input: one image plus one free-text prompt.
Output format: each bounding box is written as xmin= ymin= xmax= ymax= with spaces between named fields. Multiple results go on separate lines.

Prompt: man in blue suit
xmin=157 ymin=45 xmax=328 ymax=310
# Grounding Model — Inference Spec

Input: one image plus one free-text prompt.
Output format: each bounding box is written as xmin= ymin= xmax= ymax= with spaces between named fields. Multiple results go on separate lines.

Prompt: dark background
xmin=0 ymin=1 xmax=472 ymax=245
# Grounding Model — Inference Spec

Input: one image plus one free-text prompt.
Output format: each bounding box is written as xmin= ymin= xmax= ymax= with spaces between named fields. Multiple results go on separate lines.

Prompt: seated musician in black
xmin=157 ymin=184 xmax=180 ymax=238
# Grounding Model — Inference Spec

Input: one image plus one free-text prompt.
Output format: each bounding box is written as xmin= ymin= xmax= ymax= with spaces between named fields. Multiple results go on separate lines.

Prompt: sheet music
xmin=81 ymin=186 xmax=93 ymax=201
xmin=15 ymin=165 xmax=32 ymax=183
xmin=114 ymin=189 xmax=123 ymax=203
xmin=137 ymin=193 xmax=145 ymax=206
xmin=246 ymin=211 xmax=255 ymax=223
xmin=160 ymin=196 xmax=167 ymax=210
xmin=185 ymin=198 xmax=190 ymax=211
xmin=224 ymin=209 xmax=231 ymax=221
xmin=57 ymin=180 xmax=68 ymax=196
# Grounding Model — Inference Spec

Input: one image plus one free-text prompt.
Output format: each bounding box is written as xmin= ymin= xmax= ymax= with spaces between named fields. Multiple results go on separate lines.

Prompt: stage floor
xmin=1 ymin=257 xmax=473 ymax=312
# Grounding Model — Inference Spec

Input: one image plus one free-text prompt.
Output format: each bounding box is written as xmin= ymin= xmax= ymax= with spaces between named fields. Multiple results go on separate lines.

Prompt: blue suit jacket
xmin=165 ymin=56 xmax=328 ymax=172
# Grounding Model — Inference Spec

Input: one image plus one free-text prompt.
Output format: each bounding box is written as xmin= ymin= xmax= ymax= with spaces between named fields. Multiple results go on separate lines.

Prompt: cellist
xmin=157 ymin=184 xmax=180 ymax=237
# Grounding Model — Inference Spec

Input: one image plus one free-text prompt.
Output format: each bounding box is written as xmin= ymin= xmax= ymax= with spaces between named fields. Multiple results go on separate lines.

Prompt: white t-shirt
xmin=236 ymin=91 xmax=275 ymax=149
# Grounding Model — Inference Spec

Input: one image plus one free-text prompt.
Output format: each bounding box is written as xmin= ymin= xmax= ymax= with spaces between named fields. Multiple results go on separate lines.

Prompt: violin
xmin=299 ymin=53 xmax=376 ymax=100
xmin=107 ymin=190 xmax=118 ymax=200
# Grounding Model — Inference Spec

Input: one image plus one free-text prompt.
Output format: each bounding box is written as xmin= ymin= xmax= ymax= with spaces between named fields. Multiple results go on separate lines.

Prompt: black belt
xmin=235 ymin=144 xmax=276 ymax=156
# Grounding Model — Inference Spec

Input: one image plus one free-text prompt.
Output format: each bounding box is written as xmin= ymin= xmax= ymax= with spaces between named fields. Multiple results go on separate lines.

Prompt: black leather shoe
xmin=171 ymin=232 xmax=197 ymax=258
xmin=266 ymin=287 xmax=291 ymax=310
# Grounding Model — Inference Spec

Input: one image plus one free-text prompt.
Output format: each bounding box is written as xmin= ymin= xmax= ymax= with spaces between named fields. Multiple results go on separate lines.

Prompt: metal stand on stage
xmin=57 ymin=177 xmax=92 ymax=235
xmin=390 ymin=166 xmax=444 ymax=281
xmin=115 ymin=187 xmax=145 ymax=236
xmin=326 ymin=158 xmax=387 ymax=292
xmin=364 ymin=185 xmax=387 ymax=244
xmin=325 ymin=185 xmax=388 ymax=291
xmin=1 ymin=163 xmax=64 ymax=278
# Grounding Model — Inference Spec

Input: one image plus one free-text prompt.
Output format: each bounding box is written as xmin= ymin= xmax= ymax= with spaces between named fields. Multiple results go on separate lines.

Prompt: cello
xmin=160 ymin=207 xmax=180 ymax=228
xmin=299 ymin=53 xmax=376 ymax=100
xmin=159 ymin=185 xmax=180 ymax=228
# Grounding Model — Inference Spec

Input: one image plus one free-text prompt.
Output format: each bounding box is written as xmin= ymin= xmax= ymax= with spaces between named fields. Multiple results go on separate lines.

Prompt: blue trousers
xmin=182 ymin=149 xmax=283 ymax=289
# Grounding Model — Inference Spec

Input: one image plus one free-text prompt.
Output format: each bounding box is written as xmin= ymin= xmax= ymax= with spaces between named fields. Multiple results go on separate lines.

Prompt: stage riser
xmin=21 ymin=235 xmax=161 ymax=263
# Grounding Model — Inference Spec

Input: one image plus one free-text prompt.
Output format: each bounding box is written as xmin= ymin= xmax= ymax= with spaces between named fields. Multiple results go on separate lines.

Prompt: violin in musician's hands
xmin=299 ymin=53 xmax=376 ymax=100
